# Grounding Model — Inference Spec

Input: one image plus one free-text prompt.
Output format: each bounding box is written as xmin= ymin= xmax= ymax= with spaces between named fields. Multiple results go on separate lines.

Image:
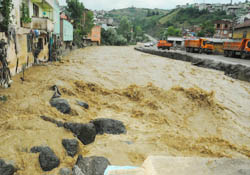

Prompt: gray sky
xmin=59 ymin=0 xmax=245 ymax=10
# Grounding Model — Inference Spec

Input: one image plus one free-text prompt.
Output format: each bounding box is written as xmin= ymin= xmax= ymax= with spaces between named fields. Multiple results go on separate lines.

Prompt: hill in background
xmin=104 ymin=7 xmax=234 ymax=39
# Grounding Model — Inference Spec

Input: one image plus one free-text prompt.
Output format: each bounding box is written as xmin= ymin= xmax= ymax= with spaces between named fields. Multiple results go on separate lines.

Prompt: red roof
xmin=60 ymin=13 xmax=68 ymax=20
xmin=235 ymin=20 xmax=250 ymax=29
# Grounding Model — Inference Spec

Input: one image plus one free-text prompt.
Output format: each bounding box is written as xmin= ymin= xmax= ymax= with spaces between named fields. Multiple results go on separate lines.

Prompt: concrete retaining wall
xmin=135 ymin=47 xmax=250 ymax=83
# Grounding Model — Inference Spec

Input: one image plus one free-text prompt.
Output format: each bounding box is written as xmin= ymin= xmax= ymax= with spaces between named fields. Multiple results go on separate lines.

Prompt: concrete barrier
xmin=142 ymin=156 xmax=250 ymax=175
xmin=135 ymin=47 xmax=250 ymax=83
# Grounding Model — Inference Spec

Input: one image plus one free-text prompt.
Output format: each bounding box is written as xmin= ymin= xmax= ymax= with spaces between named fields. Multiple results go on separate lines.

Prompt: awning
xmin=31 ymin=0 xmax=53 ymax=11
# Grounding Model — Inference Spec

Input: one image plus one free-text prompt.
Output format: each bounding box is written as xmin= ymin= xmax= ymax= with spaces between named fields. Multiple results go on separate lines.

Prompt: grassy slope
xmin=159 ymin=9 xmax=181 ymax=24
xmin=105 ymin=7 xmax=234 ymax=38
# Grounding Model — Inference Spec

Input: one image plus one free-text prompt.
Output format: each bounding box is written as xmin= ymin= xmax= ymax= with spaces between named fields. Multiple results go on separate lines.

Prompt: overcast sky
xmin=59 ymin=0 xmax=245 ymax=10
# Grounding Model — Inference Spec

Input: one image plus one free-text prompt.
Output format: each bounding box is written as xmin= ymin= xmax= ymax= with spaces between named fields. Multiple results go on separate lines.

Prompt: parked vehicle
xmin=185 ymin=39 xmax=214 ymax=54
xmin=144 ymin=43 xmax=151 ymax=47
xmin=223 ymin=39 xmax=250 ymax=59
xmin=157 ymin=40 xmax=173 ymax=50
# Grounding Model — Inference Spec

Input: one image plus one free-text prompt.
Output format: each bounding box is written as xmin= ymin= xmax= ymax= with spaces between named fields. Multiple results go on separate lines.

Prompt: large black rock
xmin=30 ymin=146 xmax=60 ymax=171
xmin=75 ymin=155 xmax=111 ymax=175
xmin=90 ymin=118 xmax=126 ymax=135
xmin=50 ymin=98 xmax=71 ymax=114
xmin=77 ymin=100 xmax=89 ymax=109
xmin=64 ymin=123 xmax=96 ymax=145
xmin=0 ymin=159 xmax=16 ymax=175
xmin=62 ymin=139 xmax=79 ymax=157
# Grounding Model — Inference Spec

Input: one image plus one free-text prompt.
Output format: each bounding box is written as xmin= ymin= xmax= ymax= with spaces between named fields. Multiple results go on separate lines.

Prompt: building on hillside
xmin=87 ymin=26 xmax=101 ymax=45
xmin=237 ymin=13 xmax=250 ymax=24
xmin=233 ymin=20 xmax=250 ymax=39
xmin=210 ymin=3 xmax=223 ymax=12
xmin=213 ymin=20 xmax=233 ymax=39
xmin=226 ymin=6 xmax=241 ymax=15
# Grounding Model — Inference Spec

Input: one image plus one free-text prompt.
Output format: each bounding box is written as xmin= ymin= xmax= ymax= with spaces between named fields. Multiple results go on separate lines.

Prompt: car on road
xmin=144 ymin=43 xmax=151 ymax=47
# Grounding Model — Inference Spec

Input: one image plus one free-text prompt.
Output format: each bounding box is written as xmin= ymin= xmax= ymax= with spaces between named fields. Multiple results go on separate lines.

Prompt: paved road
xmin=145 ymin=34 xmax=158 ymax=43
xmin=148 ymin=46 xmax=250 ymax=67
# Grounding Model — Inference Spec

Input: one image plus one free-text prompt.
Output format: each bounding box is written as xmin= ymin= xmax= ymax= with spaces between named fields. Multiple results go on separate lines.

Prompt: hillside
xmin=105 ymin=7 xmax=169 ymax=23
xmin=159 ymin=8 xmax=233 ymax=28
xmin=105 ymin=7 xmax=234 ymax=38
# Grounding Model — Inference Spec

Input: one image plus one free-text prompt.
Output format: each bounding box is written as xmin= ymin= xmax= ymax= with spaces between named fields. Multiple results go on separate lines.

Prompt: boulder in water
xmin=0 ymin=159 xmax=16 ymax=175
xmin=90 ymin=118 xmax=126 ymax=135
xmin=75 ymin=155 xmax=111 ymax=175
xmin=62 ymin=139 xmax=79 ymax=157
xmin=64 ymin=122 xmax=96 ymax=145
xmin=50 ymin=98 xmax=71 ymax=114
xmin=30 ymin=146 xmax=60 ymax=171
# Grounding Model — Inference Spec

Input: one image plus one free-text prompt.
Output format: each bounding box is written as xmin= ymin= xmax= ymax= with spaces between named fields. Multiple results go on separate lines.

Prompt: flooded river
xmin=0 ymin=46 xmax=250 ymax=174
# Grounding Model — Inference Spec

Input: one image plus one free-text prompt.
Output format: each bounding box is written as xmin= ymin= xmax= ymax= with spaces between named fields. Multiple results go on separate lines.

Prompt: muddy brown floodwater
xmin=0 ymin=46 xmax=250 ymax=174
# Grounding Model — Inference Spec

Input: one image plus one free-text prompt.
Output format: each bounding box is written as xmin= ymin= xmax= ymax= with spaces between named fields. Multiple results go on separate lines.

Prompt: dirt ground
xmin=0 ymin=46 xmax=250 ymax=174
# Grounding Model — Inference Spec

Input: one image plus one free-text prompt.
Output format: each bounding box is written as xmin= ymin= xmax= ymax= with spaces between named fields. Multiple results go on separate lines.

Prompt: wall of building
xmin=28 ymin=0 xmax=53 ymax=20
xmin=53 ymin=0 xmax=60 ymax=36
xmin=0 ymin=32 xmax=49 ymax=76
xmin=233 ymin=28 xmax=250 ymax=39
xmin=61 ymin=20 xmax=73 ymax=41
xmin=90 ymin=26 xmax=101 ymax=45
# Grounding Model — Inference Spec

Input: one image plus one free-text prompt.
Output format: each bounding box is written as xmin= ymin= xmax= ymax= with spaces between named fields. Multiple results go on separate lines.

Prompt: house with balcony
xmin=0 ymin=0 xmax=60 ymax=76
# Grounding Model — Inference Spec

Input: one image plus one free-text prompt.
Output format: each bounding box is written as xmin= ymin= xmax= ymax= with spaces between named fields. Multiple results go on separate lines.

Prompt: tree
xmin=66 ymin=0 xmax=84 ymax=29
xmin=134 ymin=26 xmax=143 ymax=37
xmin=101 ymin=28 xmax=127 ymax=46
xmin=118 ymin=17 xmax=132 ymax=42
xmin=147 ymin=10 xmax=151 ymax=17
xmin=0 ymin=0 xmax=13 ymax=33
xmin=164 ymin=26 xmax=181 ymax=38
xmin=199 ymin=21 xmax=215 ymax=37
xmin=65 ymin=0 xmax=94 ymax=47
xmin=82 ymin=10 xmax=94 ymax=35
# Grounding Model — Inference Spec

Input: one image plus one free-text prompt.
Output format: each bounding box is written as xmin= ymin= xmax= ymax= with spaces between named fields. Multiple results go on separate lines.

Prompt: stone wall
xmin=135 ymin=47 xmax=250 ymax=83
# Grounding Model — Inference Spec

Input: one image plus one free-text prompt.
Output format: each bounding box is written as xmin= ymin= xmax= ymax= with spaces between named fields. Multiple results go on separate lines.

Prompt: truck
xmin=185 ymin=38 xmax=214 ymax=54
xmin=157 ymin=40 xmax=173 ymax=50
xmin=223 ymin=39 xmax=250 ymax=59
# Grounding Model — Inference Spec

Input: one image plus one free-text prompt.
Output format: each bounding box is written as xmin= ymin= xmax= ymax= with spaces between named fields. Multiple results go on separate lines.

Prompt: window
xmin=243 ymin=31 xmax=247 ymax=38
xmin=33 ymin=4 xmax=39 ymax=17
xmin=217 ymin=24 xmax=220 ymax=29
xmin=247 ymin=41 xmax=250 ymax=48
xmin=224 ymin=31 xmax=228 ymax=34
xmin=225 ymin=24 xmax=228 ymax=29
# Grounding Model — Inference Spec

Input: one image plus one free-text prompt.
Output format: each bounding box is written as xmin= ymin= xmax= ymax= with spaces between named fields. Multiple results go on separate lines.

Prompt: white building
xmin=237 ymin=13 xmax=250 ymax=24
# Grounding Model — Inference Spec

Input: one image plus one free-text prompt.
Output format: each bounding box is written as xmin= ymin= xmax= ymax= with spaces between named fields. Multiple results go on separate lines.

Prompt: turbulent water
xmin=0 ymin=46 xmax=250 ymax=174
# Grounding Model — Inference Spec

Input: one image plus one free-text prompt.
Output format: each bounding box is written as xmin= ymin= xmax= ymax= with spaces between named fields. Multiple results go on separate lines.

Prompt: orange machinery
xmin=157 ymin=40 xmax=173 ymax=50
xmin=223 ymin=39 xmax=250 ymax=59
xmin=185 ymin=38 xmax=214 ymax=54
